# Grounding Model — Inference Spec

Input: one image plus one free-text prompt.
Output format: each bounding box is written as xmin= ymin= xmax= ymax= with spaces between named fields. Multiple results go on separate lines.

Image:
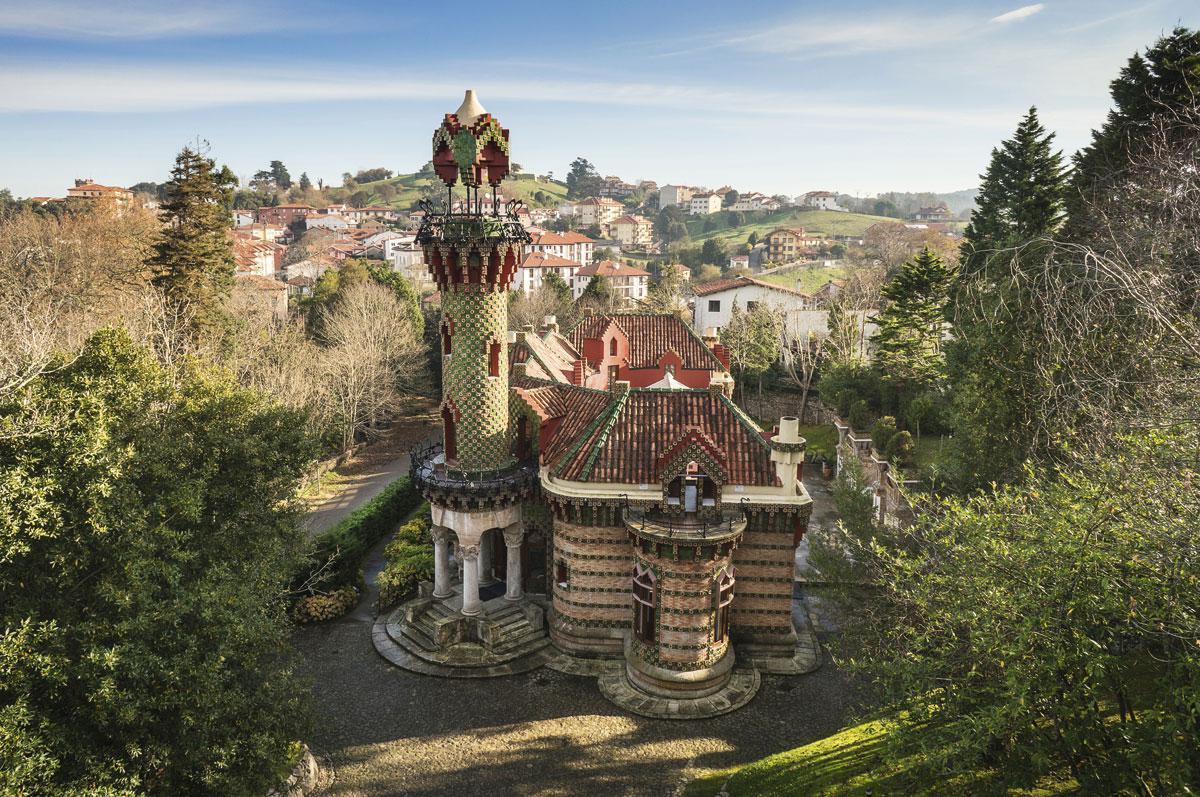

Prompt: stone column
xmin=503 ymin=524 xmax=524 ymax=601
xmin=460 ymin=544 xmax=482 ymax=616
xmin=479 ymin=531 xmax=494 ymax=584
xmin=431 ymin=526 xmax=452 ymax=599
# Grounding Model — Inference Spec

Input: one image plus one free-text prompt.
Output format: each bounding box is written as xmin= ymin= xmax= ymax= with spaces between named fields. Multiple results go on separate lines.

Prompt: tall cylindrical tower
xmin=418 ymin=90 xmax=529 ymax=472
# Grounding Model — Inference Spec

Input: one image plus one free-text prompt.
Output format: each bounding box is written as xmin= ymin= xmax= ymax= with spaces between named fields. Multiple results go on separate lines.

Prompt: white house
xmin=305 ymin=214 xmax=351 ymax=232
xmin=515 ymin=251 xmax=582 ymax=294
xmin=528 ymin=229 xmax=596 ymax=265
xmin=577 ymin=197 xmax=623 ymax=229
xmin=731 ymin=192 xmax=781 ymax=213
xmin=658 ymin=184 xmax=693 ymax=208
xmin=572 ymin=260 xmax=650 ymax=303
xmin=802 ymin=191 xmax=845 ymax=211
xmin=692 ymin=275 xmax=876 ymax=352
xmin=688 ymin=192 xmax=722 ymax=215
xmin=611 ymin=214 xmax=653 ymax=247
xmin=233 ymin=209 xmax=256 ymax=227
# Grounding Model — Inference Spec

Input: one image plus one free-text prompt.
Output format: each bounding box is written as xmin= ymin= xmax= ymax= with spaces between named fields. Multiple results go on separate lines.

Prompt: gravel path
xmin=293 ymin=606 xmax=856 ymax=797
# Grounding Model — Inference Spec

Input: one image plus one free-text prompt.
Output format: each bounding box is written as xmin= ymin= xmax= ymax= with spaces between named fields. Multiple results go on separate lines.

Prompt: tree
xmin=149 ymin=145 xmax=238 ymax=338
xmin=364 ymin=261 xmax=423 ymax=337
xmin=269 ymin=160 xmax=292 ymax=190
xmin=580 ymin=274 xmax=615 ymax=306
xmin=721 ymin=303 xmax=782 ymax=404
xmin=642 ymin=263 xmax=685 ymax=316
xmin=779 ymin=327 xmax=827 ymax=423
xmin=700 ymin=237 xmax=727 ymax=267
xmin=871 ymin=247 xmax=954 ymax=400
xmin=747 ymin=231 xmax=758 ymax=247
xmin=961 ymin=107 xmax=1068 ymax=275
xmin=0 ymin=328 xmax=315 ymax=795
xmin=947 ymin=108 xmax=1069 ymax=488
xmin=542 ymin=270 xmax=572 ymax=305
xmin=723 ymin=189 xmax=739 ymax=208
xmin=1067 ymin=27 xmax=1200 ymax=237
xmin=565 ymin=157 xmax=603 ymax=199
xmin=353 ymin=167 xmax=393 ymax=184
xmin=819 ymin=429 xmax=1200 ymax=794
xmin=298 ymin=172 xmax=312 ymax=191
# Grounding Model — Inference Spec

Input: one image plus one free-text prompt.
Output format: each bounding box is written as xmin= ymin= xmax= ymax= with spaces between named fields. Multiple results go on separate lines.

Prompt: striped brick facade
xmin=631 ymin=547 xmax=733 ymax=670
xmin=549 ymin=518 xmax=633 ymax=655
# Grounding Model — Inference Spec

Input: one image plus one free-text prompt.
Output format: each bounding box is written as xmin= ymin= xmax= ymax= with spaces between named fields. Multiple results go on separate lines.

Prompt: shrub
xmin=871 ymin=415 xmax=897 ymax=450
xmin=886 ymin=430 xmax=915 ymax=468
xmin=376 ymin=515 xmax=434 ymax=610
xmin=292 ymin=586 xmax=359 ymax=623
xmin=299 ymin=476 xmax=422 ymax=593
xmin=848 ymin=399 xmax=872 ymax=432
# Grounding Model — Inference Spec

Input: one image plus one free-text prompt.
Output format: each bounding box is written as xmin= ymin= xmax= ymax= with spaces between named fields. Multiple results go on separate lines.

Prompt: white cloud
xmin=724 ymin=16 xmax=975 ymax=56
xmin=0 ymin=61 xmax=1062 ymax=130
xmin=990 ymin=4 xmax=1046 ymax=25
xmin=0 ymin=0 xmax=291 ymax=39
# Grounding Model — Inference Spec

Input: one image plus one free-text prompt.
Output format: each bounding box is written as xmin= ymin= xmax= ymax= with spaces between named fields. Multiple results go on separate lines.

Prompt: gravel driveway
xmin=292 ymin=605 xmax=855 ymax=797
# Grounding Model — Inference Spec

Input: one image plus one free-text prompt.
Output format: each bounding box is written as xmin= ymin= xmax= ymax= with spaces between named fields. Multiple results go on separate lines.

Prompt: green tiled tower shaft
xmin=441 ymin=286 xmax=512 ymax=471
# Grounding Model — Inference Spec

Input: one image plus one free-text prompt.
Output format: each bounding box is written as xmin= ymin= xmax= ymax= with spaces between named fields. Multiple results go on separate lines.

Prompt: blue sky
xmin=0 ymin=0 xmax=1193 ymax=198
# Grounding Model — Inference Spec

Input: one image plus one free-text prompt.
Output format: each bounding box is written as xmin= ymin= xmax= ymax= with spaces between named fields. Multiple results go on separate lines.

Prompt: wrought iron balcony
xmin=410 ymin=443 xmax=538 ymax=508
xmin=622 ymin=499 xmax=749 ymax=546
xmin=414 ymin=198 xmax=532 ymax=246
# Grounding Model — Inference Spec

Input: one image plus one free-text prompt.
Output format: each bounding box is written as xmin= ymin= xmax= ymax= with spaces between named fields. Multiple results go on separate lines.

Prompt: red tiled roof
xmin=513 ymin=382 xmax=777 ymax=486
xmin=691 ymin=275 xmax=809 ymax=297
xmin=576 ymin=260 xmax=649 ymax=278
xmin=568 ymin=313 xmax=724 ymax=371
xmin=519 ymin=251 xmax=581 ymax=269
xmin=529 ymin=230 xmax=596 ymax=246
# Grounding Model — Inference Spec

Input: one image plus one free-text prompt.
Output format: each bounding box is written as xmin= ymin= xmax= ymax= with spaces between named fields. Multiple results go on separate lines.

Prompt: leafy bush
xmin=871 ymin=416 xmax=897 ymax=450
xmin=376 ymin=515 xmax=434 ymax=610
xmin=292 ymin=586 xmax=359 ymax=623
xmin=885 ymin=430 xmax=915 ymax=468
xmin=300 ymin=476 xmax=422 ymax=592
xmin=848 ymin=399 xmax=872 ymax=432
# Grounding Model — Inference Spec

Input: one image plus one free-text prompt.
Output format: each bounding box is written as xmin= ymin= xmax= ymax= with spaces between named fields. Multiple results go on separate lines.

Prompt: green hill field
xmin=686 ymin=208 xmax=898 ymax=246
xmin=347 ymin=172 xmax=569 ymax=210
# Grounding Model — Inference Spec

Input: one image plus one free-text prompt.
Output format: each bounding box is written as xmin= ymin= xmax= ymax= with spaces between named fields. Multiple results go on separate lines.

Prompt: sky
xmin=0 ymin=0 xmax=1194 ymax=199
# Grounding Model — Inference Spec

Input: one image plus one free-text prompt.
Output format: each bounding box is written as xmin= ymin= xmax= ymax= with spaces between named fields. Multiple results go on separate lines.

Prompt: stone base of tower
xmin=372 ymin=585 xmax=553 ymax=678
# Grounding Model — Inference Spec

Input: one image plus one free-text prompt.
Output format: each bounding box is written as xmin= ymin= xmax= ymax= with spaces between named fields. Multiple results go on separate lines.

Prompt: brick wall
xmin=549 ymin=519 xmax=633 ymax=654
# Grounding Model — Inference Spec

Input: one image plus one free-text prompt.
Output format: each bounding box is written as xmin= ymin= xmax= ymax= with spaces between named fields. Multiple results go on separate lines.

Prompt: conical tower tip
xmin=456 ymin=90 xmax=487 ymax=125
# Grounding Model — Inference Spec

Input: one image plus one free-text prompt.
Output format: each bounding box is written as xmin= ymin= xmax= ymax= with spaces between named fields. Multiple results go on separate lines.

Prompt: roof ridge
xmin=550 ymin=392 xmax=621 ymax=479
xmin=579 ymin=390 xmax=630 ymax=481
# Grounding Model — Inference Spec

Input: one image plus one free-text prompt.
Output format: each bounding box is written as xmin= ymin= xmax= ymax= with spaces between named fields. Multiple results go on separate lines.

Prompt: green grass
xmin=908 ymin=434 xmax=950 ymax=479
xmin=683 ymin=716 xmax=1077 ymax=797
xmin=686 ymin=208 xmax=897 ymax=248
xmin=756 ymin=265 xmax=849 ymax=293
xmin=798 ymin=423 xmax=837 ymax=462
xmin=347 ymin=172 xmax=569 ymax=210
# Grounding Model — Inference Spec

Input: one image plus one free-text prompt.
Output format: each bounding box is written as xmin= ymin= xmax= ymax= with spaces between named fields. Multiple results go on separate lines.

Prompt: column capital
xmin=502 ymin=523 xmax=524 ymax=547
xmin=458 ymin=543 xmax=480 ymax=561
xmin=431 ymin=525 xmax=452 ymax=544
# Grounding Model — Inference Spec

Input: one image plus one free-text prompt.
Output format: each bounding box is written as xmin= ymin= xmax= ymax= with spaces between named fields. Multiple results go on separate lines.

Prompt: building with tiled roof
xmin=610 ymin=214 xmax=653 ymax=247
xmin=576 ymin=196 xmax=623 ymax=229
xmin=572 ymin=260 xmax=650 ymax=303
xmin=763 ymin=227 xmax=820 ymax=262
xmin=515 ymin=250 xmax=582 ymax=294
xmin=527 ymin=228 xmax=596 ymax=265
xmin=379 ymin=91 xmax=816 ymax=718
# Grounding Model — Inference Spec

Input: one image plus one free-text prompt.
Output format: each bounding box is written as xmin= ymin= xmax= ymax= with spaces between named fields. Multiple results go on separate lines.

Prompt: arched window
xmin=609 ymin=337 xmax=618 ymax=357
xmin=488 ymin=340 xmax=501 ymax=377
xmin=632 ymin=565 xmax=657 ymax=643
xmin=713 ymin=568 xmax=735 ymax=642
xmin=442 ymin=404 xmax=457 ymax=462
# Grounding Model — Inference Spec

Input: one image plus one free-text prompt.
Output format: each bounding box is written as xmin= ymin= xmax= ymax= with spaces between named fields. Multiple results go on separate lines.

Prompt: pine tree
xmin=1067 ymin=28 xmax=1200 ymax=233
xmin=643 ymin=263 xmax=684 ymax=316
xmin=150 ymin=146 xmax=238 ymax=337
xmin=961 ymin=107 xmax=1068 ymax=276
xmin=871 ymin=247 xmax=954 ymax=394
xmin=269 ymin=159 xmax=292 ymax=189
xmin=298 ymin=172 xmax=312 ymax=191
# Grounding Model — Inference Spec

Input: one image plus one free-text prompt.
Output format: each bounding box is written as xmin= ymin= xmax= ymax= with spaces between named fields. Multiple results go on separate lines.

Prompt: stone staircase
xmin=384 ymin=593 xmax=550 ymax=669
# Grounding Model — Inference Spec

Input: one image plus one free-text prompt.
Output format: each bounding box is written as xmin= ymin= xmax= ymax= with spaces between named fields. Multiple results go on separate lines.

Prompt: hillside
xmin=685 ymin=208 xmax=898 ymax=247
xmin=347 ymin=172 xmax=569 ymax=210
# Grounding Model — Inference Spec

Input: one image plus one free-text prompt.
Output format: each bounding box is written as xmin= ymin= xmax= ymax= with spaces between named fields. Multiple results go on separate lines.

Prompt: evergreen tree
xmin=298 ymin=172 xmax=312 ymax=191
xmin=580 ymin=273 xmax=614 ymax=305
xmin=150 ymin=145 xmax=238 ymax=337
xmin=961 ymin=107 xmax=1068 ymax=275
xmin=947 ymin=109 xmax=1069 ymax=490
xmin=565 ymin=157 xmax=602 ymax=199
xmin=643 ymin=263 xmax=684 ymax=316
xmin=542 ymin=270 xmax=572 ymax=304
xmin=871 ymin=247 xmax=954 ymax=398
xmin=269 ymin=160 xmax=292 ymax=189
xmin=1067 ymin=28 xmax=1200 ymax=235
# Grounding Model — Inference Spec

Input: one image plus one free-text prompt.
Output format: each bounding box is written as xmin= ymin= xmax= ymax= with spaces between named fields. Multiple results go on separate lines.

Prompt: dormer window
xmin=666 ymin=461 xmax=717 ymax=512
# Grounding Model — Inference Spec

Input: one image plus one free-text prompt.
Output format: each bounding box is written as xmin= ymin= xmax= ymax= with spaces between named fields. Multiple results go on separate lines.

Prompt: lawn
xmin=757 ymin=264 xmax=849 ymax=293
xmin=798 ymin=422 xmax=838 ymax=462
xmin=350 ymin=172 xmax=568 ymax=210
xmin=683 ymin=716 xmax=1077 ymax=797
xmin=686 ymin=208 xmax=896 ymax=248
xmin=908 ymin=434 xmax=950 ymax=480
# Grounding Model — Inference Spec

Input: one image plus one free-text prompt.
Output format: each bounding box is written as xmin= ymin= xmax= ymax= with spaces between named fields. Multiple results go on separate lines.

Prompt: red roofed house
xmin=256 ymin=204 xmax=315 ymax=226
xmin=611 ymin=214 xmax=653 ymax=247
xmin=572 ymin=260 xmax=650 ymax=303
xmin=232 ymin=238 xmax=283 ymax=278
xmin=527 ymin=229 xmax=596 ymax=264
xmin=65 ymin=179 xmax=134 ymax=211
xmin=515 ymin=250 xmax=583 ymax=294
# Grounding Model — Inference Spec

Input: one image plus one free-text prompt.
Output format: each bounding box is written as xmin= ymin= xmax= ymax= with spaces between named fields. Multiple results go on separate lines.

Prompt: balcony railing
xmin=410 ymin=443 xmax=538 ymax=502
xmin=415 ymin=198 xmax=533 ymax=246
xmin=622 ymin=497 xmax=749 ymax=544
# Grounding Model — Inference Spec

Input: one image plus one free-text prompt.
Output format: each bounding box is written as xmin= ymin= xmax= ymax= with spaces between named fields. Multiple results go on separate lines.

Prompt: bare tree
xmin=780 ymin=328 xmax=828 ymax=423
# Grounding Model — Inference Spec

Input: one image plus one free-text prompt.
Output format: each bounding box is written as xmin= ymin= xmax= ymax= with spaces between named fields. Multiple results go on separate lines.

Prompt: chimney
xmin=701 ymin=326 xmax=718 ymax=345
xmin=572 ymin=358 xmax=586 ymax=386
xmin=512 ymin=361 xmax=527 ymax=378
xmin=541 ymin=314 xmax=559 ymax=334
xmin=582 ymin=307 xmax=595 ymax=318
xmin=770 ymin=415 xmax=807 ymax=490
xmin=611 ymin=379 xmax=631 ymax=395
xmin=708 ymin=375 xmax=726 ymax=397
